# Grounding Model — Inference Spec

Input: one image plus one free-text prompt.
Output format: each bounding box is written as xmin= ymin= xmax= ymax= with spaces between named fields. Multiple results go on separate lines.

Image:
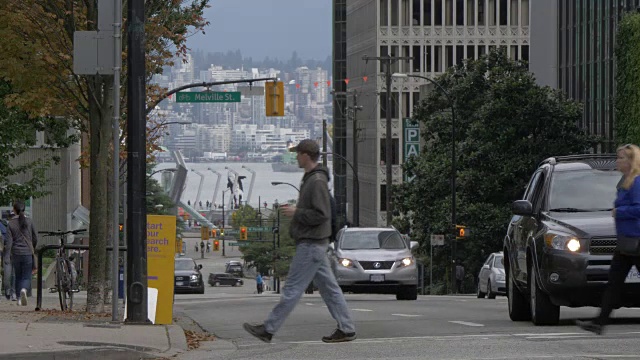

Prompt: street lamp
xmin=392 ymin=72 xmax=457 ymax=293
xmin=221 ymin=188 xmax=231 ymax=257
xmin=320 ymin=152 xmax=359 ymax=226
xmin=271 ymin=181 xmax=300 ymax=193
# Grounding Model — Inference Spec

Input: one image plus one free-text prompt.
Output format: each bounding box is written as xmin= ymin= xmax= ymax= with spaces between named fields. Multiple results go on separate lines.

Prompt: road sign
xmin=176 ymin=91 xmax=241 ymax=103
xmin=430 ymin=234 xmax=445 ymax=246
xmin=247 ymin=226 xmax=271 ymax=232
xmin=225 ymin=230 xmax=239 ymax=235
xmin=403 ymin=118 xmax=421 ymax=182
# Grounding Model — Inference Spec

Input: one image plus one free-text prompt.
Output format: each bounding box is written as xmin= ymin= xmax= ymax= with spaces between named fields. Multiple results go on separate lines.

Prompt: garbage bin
xmin=118 ymin=265 xmax=124 ymax=299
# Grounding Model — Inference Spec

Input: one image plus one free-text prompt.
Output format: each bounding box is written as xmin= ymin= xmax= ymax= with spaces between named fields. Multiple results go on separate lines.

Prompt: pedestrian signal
xmin=240 ymin=226 xmax=248 ymax=240
xmin=213 ymin=240 xmax=220 ymax=251
xmin=201 ymin=226 xmax=210 ymax=240
xmin=211 ymin=229 xmax=217 ymax=238
xmin=455 ymin=225 xmax=469 ymax=240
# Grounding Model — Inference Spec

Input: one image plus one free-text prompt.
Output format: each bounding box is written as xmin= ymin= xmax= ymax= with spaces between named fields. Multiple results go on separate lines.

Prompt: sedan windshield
xmin=340 ymin=230 xmax=406 ymax=250
xmin=548 ymin=170 xmax=621 ymax=212
xmin=175 ymin=260 xmax=196 ymax=270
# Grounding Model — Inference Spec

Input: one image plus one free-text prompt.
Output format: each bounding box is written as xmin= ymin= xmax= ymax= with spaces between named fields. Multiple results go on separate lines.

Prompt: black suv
xmin=504 ymin=154 xmax=640 ymax=326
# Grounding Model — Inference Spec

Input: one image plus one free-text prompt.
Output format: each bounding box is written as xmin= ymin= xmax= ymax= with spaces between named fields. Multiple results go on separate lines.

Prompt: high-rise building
xmin=530 ymin=0 xmax=640 ymax=152
xmin=346 ymin=0 xmax=530 ymax=226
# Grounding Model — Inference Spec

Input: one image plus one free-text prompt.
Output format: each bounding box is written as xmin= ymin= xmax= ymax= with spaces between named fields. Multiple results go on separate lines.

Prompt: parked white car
xmin=477 ymin=252 xmax=506 ymax=299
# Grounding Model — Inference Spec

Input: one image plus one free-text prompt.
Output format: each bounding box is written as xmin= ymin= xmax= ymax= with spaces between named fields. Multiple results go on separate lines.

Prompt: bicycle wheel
xmin=55 ymin=259 xmax=71 ymax=311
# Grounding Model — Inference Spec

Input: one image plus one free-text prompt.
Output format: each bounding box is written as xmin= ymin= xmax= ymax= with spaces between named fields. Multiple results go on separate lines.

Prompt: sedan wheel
xmin=487 ymin=281 xmax=496 ymax=299
xmin=476 ymin=281 xmax=486 ymax=298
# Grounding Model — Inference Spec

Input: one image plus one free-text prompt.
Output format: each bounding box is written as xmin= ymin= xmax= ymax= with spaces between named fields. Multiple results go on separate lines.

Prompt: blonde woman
xmin=578 ymin=144 xmax=640 ymax=334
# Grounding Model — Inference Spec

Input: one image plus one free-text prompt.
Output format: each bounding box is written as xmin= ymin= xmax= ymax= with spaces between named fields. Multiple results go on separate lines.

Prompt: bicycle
xmin=38 ymin=229 xmax=86 ymax=311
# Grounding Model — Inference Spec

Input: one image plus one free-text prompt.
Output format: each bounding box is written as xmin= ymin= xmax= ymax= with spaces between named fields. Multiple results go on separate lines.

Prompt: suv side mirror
xmin=197 ymin=264 xmax=203 ymax=270
xmin=512 ymin=200 xmax=533 ymax=216
xmin=410 ymin=241 xmax=419 ymax=250
xmin=328 ymin=243 xmax=334 ymax=250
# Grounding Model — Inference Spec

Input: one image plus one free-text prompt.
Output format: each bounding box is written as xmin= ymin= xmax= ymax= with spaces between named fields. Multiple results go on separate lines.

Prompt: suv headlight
xmin=544 ymin=232 xmax=581 ymax=252
xmin=339 ymin=258 xmax=355 ymax=268
xmin=398 ymin=257 xmax=414 ymax=267
xmin=190 ymin=274 xmax=199 ymax=280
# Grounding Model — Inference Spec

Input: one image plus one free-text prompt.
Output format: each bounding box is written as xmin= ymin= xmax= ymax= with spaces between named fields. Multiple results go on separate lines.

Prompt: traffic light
xmin=265 ymin=81 xmax=284 ymax=117
xmin=240 ymin=226 xmax=248 ymax=240
xmin=201 ymin=226 xmax=210 ymax=240
xmin=455 ymin=225 xmax=469 ymax=240
xmin=220 ymin=228 xmax=224 ymax=237
xmin=213 ymin=240 xmax=220 ymax=251
xmin=211 ymin=229 xmax=217 ymax=238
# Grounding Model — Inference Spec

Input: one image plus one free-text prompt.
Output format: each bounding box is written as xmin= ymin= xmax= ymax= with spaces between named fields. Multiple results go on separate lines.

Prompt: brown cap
xmin=289 ymin=139 xmax=319 ymax=156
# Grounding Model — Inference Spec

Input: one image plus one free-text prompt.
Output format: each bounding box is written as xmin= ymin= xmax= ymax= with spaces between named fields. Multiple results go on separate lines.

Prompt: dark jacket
xmin=3 ymin=216 xmax=38 ymax=264
xmin=289 ymin=165 xmax=332 ymax=243
xmin=615 ymin=176 xmax=640 ymax=237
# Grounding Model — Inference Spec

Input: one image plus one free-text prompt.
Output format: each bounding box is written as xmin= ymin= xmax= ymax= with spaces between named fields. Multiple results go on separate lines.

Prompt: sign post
xmin=430 ymin=234 xmax=445 ymax=295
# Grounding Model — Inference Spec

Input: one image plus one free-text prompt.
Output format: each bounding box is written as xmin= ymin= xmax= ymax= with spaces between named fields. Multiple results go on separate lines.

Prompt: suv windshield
xmin=175 ymin=260 xmax=196 ymax=270
xmin=340 ymin=230 xmax=406 ymax=250
xmin=548 ymin=169 xmax=621 ymax=211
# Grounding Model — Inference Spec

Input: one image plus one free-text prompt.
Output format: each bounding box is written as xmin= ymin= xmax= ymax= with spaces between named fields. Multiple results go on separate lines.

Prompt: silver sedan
xmin=477 ymin=252 xmax=506 ymax=299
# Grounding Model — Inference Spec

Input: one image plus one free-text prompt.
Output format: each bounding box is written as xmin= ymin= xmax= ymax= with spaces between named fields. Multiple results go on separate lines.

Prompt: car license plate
xmin=370 ymin=274 xmax=385 ymax=282
xmin=176 ymin=281 xmax=184 ymax=286
xmin=625 ymin=266 xmax=640 ymax=283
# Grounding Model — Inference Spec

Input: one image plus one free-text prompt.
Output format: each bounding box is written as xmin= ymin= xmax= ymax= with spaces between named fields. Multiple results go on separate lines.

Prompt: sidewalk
xmin=0 ymin=292 xmax=188 ymax=359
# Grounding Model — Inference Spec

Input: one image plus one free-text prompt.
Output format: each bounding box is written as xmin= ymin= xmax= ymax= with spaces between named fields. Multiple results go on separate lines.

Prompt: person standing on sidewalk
xmin=3 ymin=201 xmax=38 ymax=306
xmin=243 ymin=139 xmax=356 ymax=343
xmin=577 ymin=144 xmax=640 ymax=335
xmin=256 ymin=273 xmax=263 ymax=294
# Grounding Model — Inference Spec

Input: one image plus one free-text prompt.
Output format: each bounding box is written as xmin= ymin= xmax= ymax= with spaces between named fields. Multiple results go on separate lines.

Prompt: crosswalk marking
xmin=391 ymin=313 xmax=421 ymax=317
xmin=449 ymin=321 xmax=485 ymax=327
xmin=352 ymin=308 xmax=373 ymax=312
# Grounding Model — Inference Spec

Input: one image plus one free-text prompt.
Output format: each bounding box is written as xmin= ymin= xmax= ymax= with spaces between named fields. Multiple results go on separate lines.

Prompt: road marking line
xmin=279 ymin=333 xmax=506 ymax=345
xmin=352 ymin=308 xmax=373 ymax=312
xmin=391 ymin=313 xmax=421 ymax=317
xmin=305 ymin=303 xmax=314 ymax=306
xmin=513 ymin=332 xmax=582 ymax=336
xmin=449 ymin=321 xmax=485 ymax=327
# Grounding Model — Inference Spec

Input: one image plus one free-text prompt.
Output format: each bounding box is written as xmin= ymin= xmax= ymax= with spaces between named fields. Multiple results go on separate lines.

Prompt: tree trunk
xmin=86 ymin=75 xmax=113 ymax=313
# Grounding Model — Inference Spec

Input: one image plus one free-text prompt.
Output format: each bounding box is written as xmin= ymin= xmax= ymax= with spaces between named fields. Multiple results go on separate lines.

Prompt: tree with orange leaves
xmin=0 ymin=0 xmax=210 ymax=313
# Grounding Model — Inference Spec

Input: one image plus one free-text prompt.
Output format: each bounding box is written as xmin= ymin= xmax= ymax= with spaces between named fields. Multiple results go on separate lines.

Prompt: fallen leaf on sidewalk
xmin=184 ymin=329 xmax=216 ymax=350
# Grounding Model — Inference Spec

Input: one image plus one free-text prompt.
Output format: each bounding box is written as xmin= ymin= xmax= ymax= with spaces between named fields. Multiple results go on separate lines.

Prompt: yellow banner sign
xmin=147 ymin=215 xmax=176 ymax=325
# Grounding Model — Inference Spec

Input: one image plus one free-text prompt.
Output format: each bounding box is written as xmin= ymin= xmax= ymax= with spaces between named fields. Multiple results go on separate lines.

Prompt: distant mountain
xmin=191 ymin=49 xmax=332 ymax=74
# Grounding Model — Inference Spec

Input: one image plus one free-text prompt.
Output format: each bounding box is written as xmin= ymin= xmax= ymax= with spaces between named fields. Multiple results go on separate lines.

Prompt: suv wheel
xmin=529 ymin=266 xmax=560 ymax=325
xmin=507 ymin=267 xmax=531 ymax=321
xmin=476 ymin=282 xmax=486 ymax=298
xmin=487 ymin=281 xmax=496 ymax=299
xmin=214 ymin=281 xmax=220 ymax=287
xmin=396 ymin=286 xmax=417 ymax=300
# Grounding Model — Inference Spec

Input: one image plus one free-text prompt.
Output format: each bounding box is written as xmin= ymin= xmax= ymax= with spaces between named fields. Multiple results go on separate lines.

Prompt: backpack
xmin=329 ymin=194 xmax=337 ymax=242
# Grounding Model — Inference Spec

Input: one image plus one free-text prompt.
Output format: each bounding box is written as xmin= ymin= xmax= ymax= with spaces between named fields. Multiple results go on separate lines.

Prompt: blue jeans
xmin=264 ymin=242 xmax=355 ymax=335
xmin=13 ymin=254 xmax=32 ymax=297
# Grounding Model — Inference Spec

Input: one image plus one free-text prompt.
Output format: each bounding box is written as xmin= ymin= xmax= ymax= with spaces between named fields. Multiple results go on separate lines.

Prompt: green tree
xmin=0 ymin=80 xmax=77 ymax=203
xmin=395 ymin=50 xmax=596 ymax=293
xmin=615 ymin=12 xmax=640 ymax=146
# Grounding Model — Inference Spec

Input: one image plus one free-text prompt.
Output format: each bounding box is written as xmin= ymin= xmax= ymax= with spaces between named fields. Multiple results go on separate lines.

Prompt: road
xmin=174 ymin=238 xmax=640 ymax=359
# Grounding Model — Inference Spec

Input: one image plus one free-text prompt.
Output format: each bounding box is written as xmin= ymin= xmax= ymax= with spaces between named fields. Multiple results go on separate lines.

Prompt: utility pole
xmin=125 ymin=0 xmax=149 ymax=323
xmin=111 ymin=0 xmax=122 ymax=322
xmin=362 ymin=55 xmax=412 ymax=226
xmin=349 ymin=91 xmax=362 ymax=226
xmin=322 ymin=120 xmax=328 ymax=168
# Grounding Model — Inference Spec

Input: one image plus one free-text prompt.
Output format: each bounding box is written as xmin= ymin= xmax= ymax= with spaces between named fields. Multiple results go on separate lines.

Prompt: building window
xmin=402 ymin=0 xmax=411 ymax=26
xmin=412 ymin=45 xmax=421 ymax=72
xmin=478 ymin=0 xmax=485 ymax=25
xmin=467 ymin=0 xmax=475 ymax=26
xmin=380 ymin=0 xmax=389 ymax=26
xmin=445 ymin=0 xmax=454 ymax=25
xmin=391 ymin=0 xmax=399 ymax=26
xmin=489 ymin=0 xmax=497 ymax=25
xmin=380 ymin=92 xmax=399 ymax=119
xmin=499 ymin=0 xmax=508 ymax=25
xmin=522 ymin=45 xmax=529 ymax=62
xmin=467 ymin=45 xmax=476 ymax=60
xmin=380 ymin=185 xmax=388 ymax=211
xmin=413 ymin=0 xmax=421 ymax=25
xmin=435 ymin=0 xmax=443 ymax=25
xmin=510 ymin=0 xmax=519 ymax=25
xmin=424 ymin=0 xmax=432 ymax=25
xmin=380 ymin=138 xmax=400 ymax=165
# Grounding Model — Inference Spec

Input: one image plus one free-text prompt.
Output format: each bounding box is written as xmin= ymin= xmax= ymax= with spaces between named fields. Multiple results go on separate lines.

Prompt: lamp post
xmin=241 ymin=165 xmax=256 ymax=205
xmin=321 ymin=151 xmax=359 ymax=226
xmin=270 ymin=181 xmax=300 ymax=193
xmin=190 ymin=169 xmax=206 ymax=209
xmin=392 ymin=72 xmax=457 ymax=293
xmin=221 ymin=189 xmax=230 ymax=257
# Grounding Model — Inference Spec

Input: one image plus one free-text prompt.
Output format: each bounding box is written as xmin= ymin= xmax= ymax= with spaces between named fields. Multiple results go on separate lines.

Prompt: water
xmin=152 ymin=162 xmax=332 ymax=209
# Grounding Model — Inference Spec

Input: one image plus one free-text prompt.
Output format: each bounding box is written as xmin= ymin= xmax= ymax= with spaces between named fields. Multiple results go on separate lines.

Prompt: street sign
xmin=238 ymin=86 xmax=264 ymax=96
xmin=176 ymin=91 xmax=241 ymax=103
xmin=403 ymin=118 xmax=421 ymax=182
xmin=430 ymin=234 xmax=445 ymax=246
xmin=225 ymin=229 xmax=239 ymax=235
xmin=247 ymin=226 xmax=271 ymax=232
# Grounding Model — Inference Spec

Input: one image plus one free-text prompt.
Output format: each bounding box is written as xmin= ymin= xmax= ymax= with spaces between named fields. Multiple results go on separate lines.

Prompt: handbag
xmin=617 ymin=235 xmax=640 ymax=256
xmin=17 ymin=228 xmax=37 ymax=271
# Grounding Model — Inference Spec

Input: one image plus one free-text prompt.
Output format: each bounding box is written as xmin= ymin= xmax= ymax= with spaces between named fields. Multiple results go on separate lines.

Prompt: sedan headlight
xmin=398 ymin=257 xmax=414 ymax=267
xmin=544 ymin=233 xmax=581 ymax=252
xmin=496 ymin=274 xmax=505 ymax=281
xmin=339 ymin=258 xmax=355 ymax=268
xmin=190 ymin=274 xmax=199 ymax=280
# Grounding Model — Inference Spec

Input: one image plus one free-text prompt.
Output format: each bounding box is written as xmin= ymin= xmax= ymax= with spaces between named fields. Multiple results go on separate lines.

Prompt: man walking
xmin=243 ymin=139 xmax=356 ymax=343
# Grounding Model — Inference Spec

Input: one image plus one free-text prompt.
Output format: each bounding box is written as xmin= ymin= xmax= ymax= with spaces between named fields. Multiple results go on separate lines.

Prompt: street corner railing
xmin=35 ymin=244 xmax=127 ymax=311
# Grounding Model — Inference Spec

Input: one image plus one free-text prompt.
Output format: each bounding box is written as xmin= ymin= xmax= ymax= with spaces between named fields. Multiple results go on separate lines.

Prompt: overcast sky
xmin=187 ymin=0 xmax=332 ymax=61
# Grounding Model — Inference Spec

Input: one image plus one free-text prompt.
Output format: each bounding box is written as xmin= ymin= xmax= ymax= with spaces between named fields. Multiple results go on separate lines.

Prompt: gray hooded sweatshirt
xmin=289 ymin=164 xmax=332 ymax=244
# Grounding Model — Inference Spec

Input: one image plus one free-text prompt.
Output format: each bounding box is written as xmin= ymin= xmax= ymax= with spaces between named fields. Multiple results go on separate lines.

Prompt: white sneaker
xmin=19 ymin=289 xmax=27 ymax=306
